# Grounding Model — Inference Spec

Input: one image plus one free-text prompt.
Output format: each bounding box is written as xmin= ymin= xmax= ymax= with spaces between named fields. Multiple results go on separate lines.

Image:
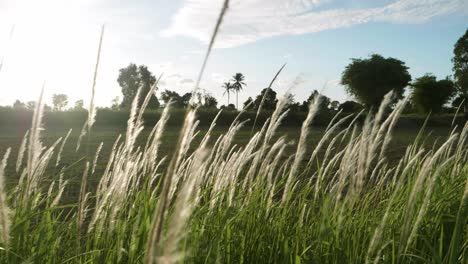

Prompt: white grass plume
xmin=282 ymin=93 xmax=320 ymax=205
xmin=161 ymin=148 xmax=208 ymax=262
xmin=0 ymin=148 xmax=11 ymax=245
xmin=92 ymin=142 xmax=104 ymax=175
xmin=16 ymin=130 xmax=29 ymax=173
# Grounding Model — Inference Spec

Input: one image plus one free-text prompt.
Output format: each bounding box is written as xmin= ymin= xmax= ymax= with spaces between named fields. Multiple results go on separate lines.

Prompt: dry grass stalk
xmin=56 ymin=128 xmax=72 ymax=167
xmin=77 ymin=25 xmax=104 ymax=151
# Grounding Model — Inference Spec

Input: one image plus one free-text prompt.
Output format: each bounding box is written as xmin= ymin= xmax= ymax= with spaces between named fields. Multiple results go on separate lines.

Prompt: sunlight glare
xmin=0 ymin=0 xmax=105 ymax=105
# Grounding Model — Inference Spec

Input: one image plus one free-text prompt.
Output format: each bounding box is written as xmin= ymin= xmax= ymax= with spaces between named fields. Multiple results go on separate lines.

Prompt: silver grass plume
xmin=16 ymin=130 xmax=29 ymax=173
xmin=0 ymin=148 xmax=11 ymax=245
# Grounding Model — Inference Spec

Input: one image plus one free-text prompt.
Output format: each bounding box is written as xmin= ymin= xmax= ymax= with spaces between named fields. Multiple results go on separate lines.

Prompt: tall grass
xmin=0 ymin=85 xmax=466 ymax=263
xmin=0 ymin=2 xmax=466 ymax=262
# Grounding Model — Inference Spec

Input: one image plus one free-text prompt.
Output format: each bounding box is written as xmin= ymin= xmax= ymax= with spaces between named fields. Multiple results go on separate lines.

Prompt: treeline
xmin=4 ymin=96 xmax=85 ymax=112
xmin=2 ymin=106 xmax=466 ymax=130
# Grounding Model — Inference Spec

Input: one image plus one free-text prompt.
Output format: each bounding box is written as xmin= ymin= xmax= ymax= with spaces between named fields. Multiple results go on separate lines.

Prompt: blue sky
xmin=0 ymin=0 xmax=466 ymax=107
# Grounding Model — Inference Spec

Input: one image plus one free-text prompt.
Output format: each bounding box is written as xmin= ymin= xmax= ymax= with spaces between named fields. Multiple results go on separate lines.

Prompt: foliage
xmin=301 ymin=90 xmax=331 ymax=113
xmin=111 ymin=97 xmax=120 ymax=111
xmin=452 ymin=95 xmax=466 ymax=109
xmin=243 ymin=97 xmax=254 ymax=110
xmin=231 ymin=73 xmax=246 ymax=109
xmin=221 ymin=104 xmax=236 ymax=111
xmin=202 ymin=94 xmax=218 ymax=109
xmin=221 ymin=82 xmax=232 ymax=105
xmin=73 ymin=100 xmax=85 ymax=111
xmin=341 ymin=54 xmax=411 ymax=109
xmin=453 ymin=28 xmax=468 ymax=114
xmin=26 ymin=101 xmax=36 ymax=111
xmin=6 ymin=106 xmax=463 ymax=128
xmin=161 ymin=90 xmax=185 ymax=108
xmin=181 ymin=92 xmax=193 ymax=107
xmin=411 ymin=74 xmax=456 ymax=113
xmin=254 ymin=88 xmax=277 ymax=110
xmin=117 ymin=63 xmax=160 ymax=109
xmin=12 ymin=100 xmax=26 ymax=110
xmin=160 ymin=89 xmax=217 ymax=109
xmin=285 ymin=94 xmax=301 ymax=112
xmin=52 ymin=94 xmax=68 ymax=111
xmin=330 ymin=100 xmax=340 ymax=111
xmin=339 ymin=100 xmax=363 ymax=113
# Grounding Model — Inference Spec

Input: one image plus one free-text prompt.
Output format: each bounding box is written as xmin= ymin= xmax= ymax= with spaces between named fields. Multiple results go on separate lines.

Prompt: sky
xmin=0 ymin=0 xmax=467 ymax=108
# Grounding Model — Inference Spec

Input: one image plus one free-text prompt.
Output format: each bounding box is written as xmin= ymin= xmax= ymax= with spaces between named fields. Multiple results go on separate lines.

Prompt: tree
xmin=160 ymin=90 xmax=193 ymax=108
xmin=231 ymin=73 xmax=246 ymax=109
xmin=117 ymin=63 xmax=160 ymax=109
xmin=452 ymin=96 xmax=466 ymax=110
xmin=222 ymin=82 xmax=232 ymax=105
xmin=243 ymin=97 xmax=254 ymax=110
xmin=181 ymin=92 xmax=193 ymax=108
xmin=52 ymin=94 xmax=68 ymax=111
xmin=73 ymin=100 xmax=85 ymax=111
xmin=320 ymin=96 xmax=331 ymax=113
xmin=221 ymin=104 xmax=236 ymax=111
xmin=301 ymin=90 xmax=330 ymax=113
xmin=330 ymin=100 xmax=340 ymax=111
xmin=452 ymin=28 xmax=468 ymax=116
xmin=410 ymin=74 xmax=456 ymax=114
xmin=111 ymin=97 xmax=120 ymax=111
xmin=339 ymin=101 xmax=363 ymax=113
xmin=203 ymin=94 xmax=218 ymax=109
xmin=26 ymin=101 xmax=36 ymax=111
xmin=13 ymin=100 xmax=26 ymax=110
xmin=285 ymin=93 xmax=295 ymax=105
xmin=254 ymin=88 xmax=277 ymax=110
xmin=341 ymin=54 xmax=411 ymax=109
xmin=285 ymin=94 xmax=301 ymax=112
xmin=195 ymin=90 xmax=204 ymax=105
xmin=161 ymin=90 xmax=183 ymax=107
xmin=402 ymin=102 xmax=417 ymax=115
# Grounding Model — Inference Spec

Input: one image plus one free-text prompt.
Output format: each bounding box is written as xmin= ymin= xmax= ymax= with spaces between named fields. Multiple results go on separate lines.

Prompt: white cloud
xmin=169 ymin=73 xmax=182 ymax=78
xmin=162 ymin=0 xmax=467 ymax=48
xmin=283 ymin=53 xmax=293 ymax=60
xmin=180 ymin=78 xmax=194 ymax=84
xmin=210 ymin=72 xmax=228 ymax=83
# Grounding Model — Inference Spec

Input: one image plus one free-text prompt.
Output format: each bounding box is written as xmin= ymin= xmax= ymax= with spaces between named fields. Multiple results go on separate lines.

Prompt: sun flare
xmin=0 ymin=0 xmax=107 ymax=105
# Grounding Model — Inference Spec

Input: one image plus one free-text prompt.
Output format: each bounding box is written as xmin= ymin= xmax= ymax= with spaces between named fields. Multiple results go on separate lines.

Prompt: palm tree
xmin=222 ymin=82 xmax=232 ymax=105
xmin=231 ymin=73 xmax=246 ymax=109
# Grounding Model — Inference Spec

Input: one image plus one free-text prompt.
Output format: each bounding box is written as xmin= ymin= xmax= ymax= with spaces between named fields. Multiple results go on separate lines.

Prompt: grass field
xmin=0 ymin=123 xmax=454 ymax=210
xmin=0 ymin=96 xmax=466 ymax=263
xmin=0 ymin=124 xmax=453 ymax=186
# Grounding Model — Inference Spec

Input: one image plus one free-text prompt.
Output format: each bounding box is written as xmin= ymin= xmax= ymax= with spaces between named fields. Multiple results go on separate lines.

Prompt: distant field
xmin=1 ymin=107 xmax=466 ymax=128
xmin=0 ymin=122 xmax=452 ymax=190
